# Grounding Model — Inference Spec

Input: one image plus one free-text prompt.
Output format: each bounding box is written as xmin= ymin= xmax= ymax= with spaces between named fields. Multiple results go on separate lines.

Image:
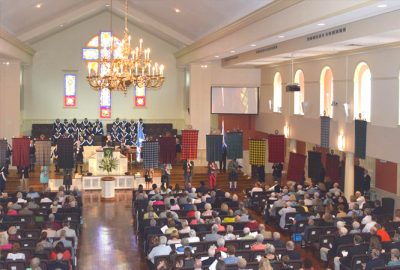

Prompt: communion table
xmin=88 ymin=148 xmax=128 ymax=176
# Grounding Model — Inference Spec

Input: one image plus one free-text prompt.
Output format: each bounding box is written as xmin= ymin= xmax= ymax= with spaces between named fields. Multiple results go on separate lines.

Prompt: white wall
xmin=189 ymin=63 xmax=260 ymax=164
xmin=0 ymin=62 xmax=21 ymax=139
xmin=257 ymin=46 xmax=400 ymax=164
xmin=22 ymin=12 xmax=185 ymax=133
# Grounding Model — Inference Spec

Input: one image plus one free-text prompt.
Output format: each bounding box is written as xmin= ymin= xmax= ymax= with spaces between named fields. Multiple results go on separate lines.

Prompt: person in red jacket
xmin=49 ymin=242 xmax=72 ymax=270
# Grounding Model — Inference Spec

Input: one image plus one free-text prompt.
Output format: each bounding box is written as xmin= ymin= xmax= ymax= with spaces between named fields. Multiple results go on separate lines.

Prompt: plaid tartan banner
xmin=181 ymin=130 xmax=199 ymax=160
xmin=226 ymin=132 xmax=243 ymax=159
xmin=12 ymin=138 xmax=30 ymax=167
xmin=268 ymin=134 xmax=285 ymax=163
xmin=320 ymin=116 xmax=330 ymax=148
xmin=143 ymin=141 xmax=160 ymax=169
xmin=249 ymin=139 xmax=266 ymax=165
xmin=287 ymin=152 xmax=306 ymax=183
xmin=355 ymin=120 xmax=367 ymax=159
xmin=0 ymin=140 xmax=7 ymax=167
xmin=57 ymin=138 xmax=74 ymax=169
xmin=159 ymin=137 xmax=176 ymax=164
xmin=35 ymin=140 xmax=51 ymax=166
xmin=326 ymin=153 xmax=340 ymax=181
xmin=206 ymin=135 xmax=223 ymax=162
xmin=308 ymin=151 xmax=322 ymax=179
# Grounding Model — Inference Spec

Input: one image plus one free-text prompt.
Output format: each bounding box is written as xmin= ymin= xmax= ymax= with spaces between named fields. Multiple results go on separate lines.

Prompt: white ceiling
xmin=131 ymin=0 xmax=273 ymax=41
xmin=1 ymin=0 xmax=400 ymax=66
xmin=0 ymin=0 xmax=273 ymax=46
xmin=0 ymin=0 xmax=95 ymax=35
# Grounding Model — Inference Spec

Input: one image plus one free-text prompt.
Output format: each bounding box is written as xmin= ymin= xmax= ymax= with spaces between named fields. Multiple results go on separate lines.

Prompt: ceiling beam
xmin=175 ymin=0 xmax=377 ymax=66
xmin=17 ymin=0 xmax=192 ymax=47
xmin=0 ymin=27 xmax=34 ymax=64
xmin=222 ymin=9 xmax=400 ymax=67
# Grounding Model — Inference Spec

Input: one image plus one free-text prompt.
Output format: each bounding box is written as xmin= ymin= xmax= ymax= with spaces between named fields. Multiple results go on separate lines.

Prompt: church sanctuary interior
xmin=3 ymin=0 xmax=400 ymax=269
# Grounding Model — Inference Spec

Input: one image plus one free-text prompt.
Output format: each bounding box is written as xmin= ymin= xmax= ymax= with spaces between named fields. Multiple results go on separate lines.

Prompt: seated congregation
xmin=135 ymin=180 xmax=400 ymax=270
xmin=0 ymin=187 xmax=81 ymax=270
xmin=251 ymin=180 xmax=400 ymax=270
xmin=134 ymin=183 xmax=305 ymax=270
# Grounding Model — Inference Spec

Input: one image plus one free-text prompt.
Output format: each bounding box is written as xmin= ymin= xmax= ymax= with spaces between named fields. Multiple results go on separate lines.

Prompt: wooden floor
xmin=4 ymin=165 xmax=325 ymax=270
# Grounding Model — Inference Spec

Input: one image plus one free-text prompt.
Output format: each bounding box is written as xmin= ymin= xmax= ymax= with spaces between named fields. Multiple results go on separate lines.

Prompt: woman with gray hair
xmin=223 ymin=225 xmax=236 ymax=241
xmin=240 ymin=227 xmax=254 ymax=240
xmin=187 ymin=229 xmax=200 ymax=243
xmin=216 ymin=237 xmax=227 ymax=252
xmin=179 ymin=219 xmax=191 ymax=234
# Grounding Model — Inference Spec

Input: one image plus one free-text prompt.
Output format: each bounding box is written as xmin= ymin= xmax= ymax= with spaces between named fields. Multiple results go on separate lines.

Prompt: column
xmin=344 ymin=152 xmax=354 ymax=200
xmin=0 ymin=61 xmax=21 ymax=140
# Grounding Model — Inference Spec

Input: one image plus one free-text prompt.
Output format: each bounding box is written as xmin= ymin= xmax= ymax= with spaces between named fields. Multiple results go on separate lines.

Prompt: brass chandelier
xmin=86 ymin=0 xmax=165 ymax=93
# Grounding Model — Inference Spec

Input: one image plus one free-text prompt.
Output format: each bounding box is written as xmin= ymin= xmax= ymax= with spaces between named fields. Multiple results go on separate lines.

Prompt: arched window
xmin=82 ymin=32 xmax=121 ymax=118
xmin=354 ymin=62 xmax=371 ymax=122
xmin=294 ymin=70 xmax=305 ymax=115
xmin=320 ymin=66 xmax=333 ymax=117
xmin=273 ymin=72 xmax=282 ymax=112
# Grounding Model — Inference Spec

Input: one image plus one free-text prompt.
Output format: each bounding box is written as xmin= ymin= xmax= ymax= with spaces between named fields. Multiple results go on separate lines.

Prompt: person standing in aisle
xmin=208 ymin=161 xmax=218 ymax=190
xmin=40 ymin=166 xmax=49 ymax=190
xmin=228 ymin=159 xmax=239 ymax=190
xmin=219 ymin=145 xmax=227 ymax=173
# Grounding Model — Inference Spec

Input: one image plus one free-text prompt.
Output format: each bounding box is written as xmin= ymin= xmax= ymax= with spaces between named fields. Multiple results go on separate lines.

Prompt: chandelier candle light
xmin=86 ymin=0 xmax=165 ymax=93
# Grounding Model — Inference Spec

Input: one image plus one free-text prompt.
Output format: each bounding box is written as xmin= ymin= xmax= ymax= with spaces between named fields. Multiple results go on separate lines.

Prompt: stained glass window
xmin=100 ymin=88 xmax=111 ymax=118
xmin=83 ymin=32 xmax=120 ymax=118
xmin=64 ymin=74 xmax=76 ymax=107
xmin=135 ymin=86 xmax=146 ymax=107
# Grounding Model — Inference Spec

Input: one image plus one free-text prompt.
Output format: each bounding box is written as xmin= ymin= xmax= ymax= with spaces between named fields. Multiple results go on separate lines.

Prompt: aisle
xmin=77 ymin=191 xmax=148 ymax=270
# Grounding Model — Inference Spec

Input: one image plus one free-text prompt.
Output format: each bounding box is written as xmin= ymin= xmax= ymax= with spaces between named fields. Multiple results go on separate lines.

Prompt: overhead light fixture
xmin=85 ymin=0 xmax=165 ymax=92
xmin=283 ymin=124 xmax=290 ymax=138
xmin=230 ymin=50 xmax=235 ymax=53
xmin=250 ymin=44 xmax=257 ymax=47
xmin=59 ymin=24 xmax=64 ymax=28
xmin=214 ymin=55 xmax=220 ymax=58
xmin=317 ymin=23 xmax=326 ymax=26
xmin=338 ymin=133 xmax=346 ymax=151
xmin=377 ymin=4 xmax=387 ymax=8
xmin=36 ymin=3 xmax=42 ymax=8
xmin=174 ymin=8 xmax=181 ymax=13
xmin=105 ymin=4 xmax=110 ymax=7
xmin=278 ymin=35 xmax=285 ymax=38
xmin=200 ymin=65 xmax=208 ymax=68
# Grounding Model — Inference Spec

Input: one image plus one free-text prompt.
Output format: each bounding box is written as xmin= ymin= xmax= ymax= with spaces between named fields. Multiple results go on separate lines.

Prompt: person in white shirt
xmin=362 ymin=219 xmax=377 ymax=233
xmin=16 ymin=192 xmax=27 ymax=204
xmin=304 ymin=194 xmax=313 ymax=206
xmin=57 ymin=222 xmax=78 ymax=249
xmin=187 ymin=229 xmax=200 ymax=243
xmin=355 ymin=191 xmax=366 ymax=209
xmin=6 ymin=242 xmax=25 ymax=261
xmin=329 ymin=183 xmax=342 ymax=195
xmin=223 ymin=225 xmax=236 ymax=241
xmin=278 ymin=202 xmax=296 ymax=229
xmin=147 ymin=236 xmax=172 ymax=264
xmin=179 ymin=220 xmax=191 ymax=234
xmin=42 ymin=227 xmax=57 ymax=238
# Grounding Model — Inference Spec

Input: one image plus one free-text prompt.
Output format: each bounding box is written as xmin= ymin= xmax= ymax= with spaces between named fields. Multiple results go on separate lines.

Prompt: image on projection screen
xmin=211 ymin=87 xmax=258 ymax=114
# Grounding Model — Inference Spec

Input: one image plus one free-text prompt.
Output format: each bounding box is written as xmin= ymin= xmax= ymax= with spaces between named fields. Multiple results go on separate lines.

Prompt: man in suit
xmin=365 ymin=249 xmax=385 ymax=270
xmin=285 ymin=241 xmax=301 ymax=260
xmin=144 ymin=219 xmax=162 ymax=240
xmin=320 ymin=227 xmax=350 ymax=262
xmin=363 ymin=169 xmax=371 ymax=196
xmin=334 ymin=234 xmax=368 ymax=270
xmin=270 ymin=232 xmax=285 ymax=248
xmin=219 ymin=145 xmax=227 ymax=173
